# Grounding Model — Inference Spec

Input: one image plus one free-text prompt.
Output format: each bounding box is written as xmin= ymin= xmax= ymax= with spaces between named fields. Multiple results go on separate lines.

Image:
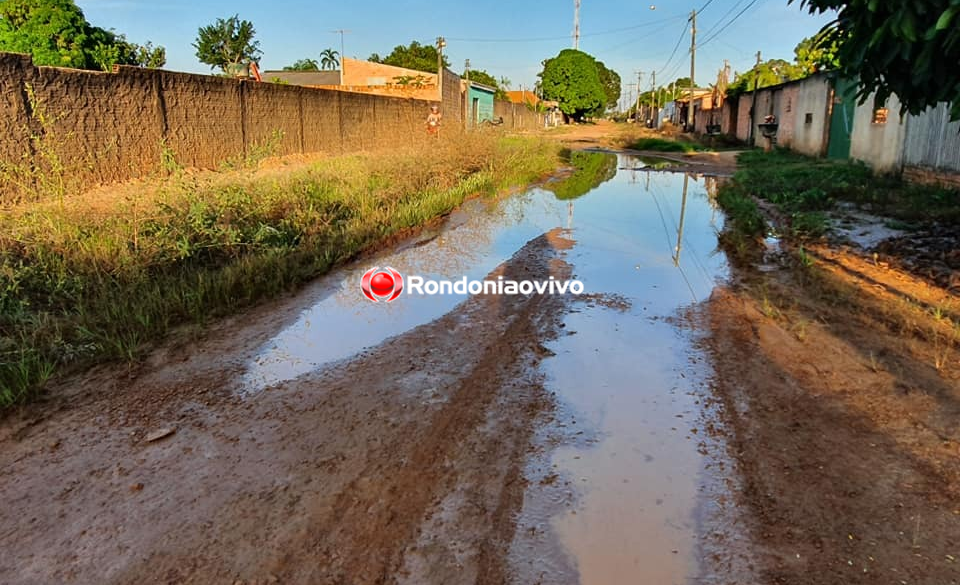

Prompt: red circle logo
xmin=361 ymin=267 xmax=404 ymax=303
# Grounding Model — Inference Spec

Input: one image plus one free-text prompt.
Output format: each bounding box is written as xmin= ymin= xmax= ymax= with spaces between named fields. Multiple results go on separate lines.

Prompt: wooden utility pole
xmin=687 ymin=10 xmax=696 ymax=130
xmin=436 ymin=36 xmax=446 ymax=102
xmin=749 ymin=50 xmax=761 ymax=145
xmin=635 ymin=71 xmax=643 ymax=122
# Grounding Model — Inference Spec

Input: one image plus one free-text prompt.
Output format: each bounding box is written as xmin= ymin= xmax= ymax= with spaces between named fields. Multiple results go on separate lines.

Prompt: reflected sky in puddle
xmin=242 ymin=154 xmax=729 ymax=582
xmin=510 ymin=164 xmax=729 ymax=584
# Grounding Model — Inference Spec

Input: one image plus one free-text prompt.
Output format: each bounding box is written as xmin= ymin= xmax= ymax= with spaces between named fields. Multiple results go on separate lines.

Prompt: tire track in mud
xmin=1 ymin=230 xmax=579 ymax=585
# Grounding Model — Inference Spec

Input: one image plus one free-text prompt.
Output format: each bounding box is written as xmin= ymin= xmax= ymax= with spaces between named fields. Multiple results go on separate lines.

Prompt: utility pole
xmin=674 ymin=173 xmax=689 ymax=266
xmin=331 ymin=29 xmax=351 ymax=85
xmin=436 ymin=36 xmax=447 ymax=102
xmin=635 ymin=71 xmax=643 ymax=122
xmin=687 ymin=10 xmax=696 ymax=130
xmin=626 ymin=83 xmax=637 ymax=119
xmin=651 ymin=70 xmax=657 ymax=126
xmin=749 ymin=50 xmax=761 ymax=145
xmin=573 ymin=0 xmax=581 ymax=49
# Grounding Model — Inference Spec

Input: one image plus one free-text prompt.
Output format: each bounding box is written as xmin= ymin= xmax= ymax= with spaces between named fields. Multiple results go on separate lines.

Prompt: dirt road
xmin=2 ymin=144 xmax=958 ymax=585
xmin=2 ymin=230 xmax=577 ymax=584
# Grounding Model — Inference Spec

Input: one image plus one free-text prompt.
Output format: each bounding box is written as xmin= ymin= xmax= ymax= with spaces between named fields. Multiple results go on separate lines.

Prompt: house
xmin=261 ymin=70 xmax=340 ymax=86
xmin=464 ymin=82 xmax=496 ymax=126
xmin=267 ymin=57 xmax=439 ymax=100
xmin=670 ymin=88 xmax=714 ymax=129
xmin=505 ymin=90 xmax=539 ymax=107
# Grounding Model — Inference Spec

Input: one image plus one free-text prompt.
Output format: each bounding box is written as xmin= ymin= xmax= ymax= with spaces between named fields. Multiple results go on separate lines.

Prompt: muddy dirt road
xmin=3 ymin=150 xmax=958 ymax=584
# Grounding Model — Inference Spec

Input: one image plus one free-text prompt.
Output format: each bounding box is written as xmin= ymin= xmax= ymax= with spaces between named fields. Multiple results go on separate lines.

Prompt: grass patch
xmin=627 ymin=137 xmax=702 ymax=154
xmin=0 ymin=133 xmax=562 ymax=407
xmin=733 ymin=149 xmax=960 ymax=224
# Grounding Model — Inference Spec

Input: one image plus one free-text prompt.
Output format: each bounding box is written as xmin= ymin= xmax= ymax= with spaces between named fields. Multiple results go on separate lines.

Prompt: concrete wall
xmin=493 ymin=100 xmax=542 ymax=130
xmin=441 ymin=68 xmax=463 ymax=127
xmin=791 ymin=75 xmax=831 ymax=157
xmin=0 ymin=52 xmax=437 ymax=198
xmin=849 ymin=91 xmax=907 ymax=172
xmin=726 ymin=74 xmax=830 ymax=154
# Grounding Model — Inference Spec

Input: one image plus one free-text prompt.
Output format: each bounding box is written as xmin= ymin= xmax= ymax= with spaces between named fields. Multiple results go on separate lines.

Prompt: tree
xmin=793 ymin=0 xmax=960 ymax=119
xmin=539 ymin=49 xmax=607 ymax=122
xmin=369 ymin=40 xmax=449 ymax=74
xmin=319 ymin=48 xmax=339 ymax=70
xmin=793 ymin=33 xmax=839 ymax=75
xmin=726 ymin=59 xmax=804 ymax=98
xmin=463 ymin=69 xmax=508 ymax=99
xmin=193 ymin=14 xmax=261 ymax=72
xmin=283 ymin=58 xmax=319 ymax=71
xmin=0 ymin=0 xmax=164 ymax=70
xmin=594 ymin=60 xmax=621 ymax=112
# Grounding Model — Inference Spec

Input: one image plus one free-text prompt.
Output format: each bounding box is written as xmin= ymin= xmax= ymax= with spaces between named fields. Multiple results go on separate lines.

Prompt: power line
xmin=698 ymin=0 xmax=763 ymax=49
xmin=449 ymin=13 xmax=687 ymax=44
xmin=656 ymin=24 xmax=687 ymax=76
xmin=697 ymin=0 xmax=717 ymax=15
xmin=697 ymin=0 xmax=748 ymax=40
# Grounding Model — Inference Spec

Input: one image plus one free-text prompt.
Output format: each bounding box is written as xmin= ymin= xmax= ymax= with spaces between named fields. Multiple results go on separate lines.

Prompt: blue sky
xmin=77 ymin=0 xmax=834 ymax=104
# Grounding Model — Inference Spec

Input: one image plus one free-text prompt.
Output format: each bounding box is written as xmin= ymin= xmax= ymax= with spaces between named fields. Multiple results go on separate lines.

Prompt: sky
xmin=76 ymin=0 xmax=834 ymax=106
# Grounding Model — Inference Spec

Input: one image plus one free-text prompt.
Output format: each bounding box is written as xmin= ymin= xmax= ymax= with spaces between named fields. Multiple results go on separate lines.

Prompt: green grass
xmin=627 ymin=137 xmax=702 ymax=154
xmin=733 ymin=149 xmax=960 ymax=224
xmin=0 ymin=134 xmax=562 ymax=407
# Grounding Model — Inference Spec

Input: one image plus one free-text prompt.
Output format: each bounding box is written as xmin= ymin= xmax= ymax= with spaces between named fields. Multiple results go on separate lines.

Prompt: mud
xmin=1 ymin=230 xmax=577 ymax=584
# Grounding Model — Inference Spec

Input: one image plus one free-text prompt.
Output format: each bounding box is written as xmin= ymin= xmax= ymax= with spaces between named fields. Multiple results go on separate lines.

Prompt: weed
xmin=0 ymin=133 xmax=561 ymax=406
xmin=627 ymin=137 xmax=701 ymax=153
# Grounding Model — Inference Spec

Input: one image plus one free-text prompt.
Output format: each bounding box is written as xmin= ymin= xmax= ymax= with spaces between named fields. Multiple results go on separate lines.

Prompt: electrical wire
xmin=698 ymin=0 xmax=764 ymax=50
xmin=447 ymin=13 xmax=687 ymax=44
xmin=655 ymin=24 xmax=688 ymax=76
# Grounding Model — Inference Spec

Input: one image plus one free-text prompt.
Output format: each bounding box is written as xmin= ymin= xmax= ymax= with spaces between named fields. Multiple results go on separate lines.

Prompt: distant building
xmin=264 ymin=57 xmax=439 ymax=100
xmin=465 ymin=82 xmax=496 ymax=126
xmin=261 ymin=70 xmax=340 ymax=86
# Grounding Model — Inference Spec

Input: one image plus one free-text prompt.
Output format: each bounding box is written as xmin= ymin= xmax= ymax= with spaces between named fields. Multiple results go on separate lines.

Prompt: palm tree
xmin=320 ymin=48 xmax=340 ymax=70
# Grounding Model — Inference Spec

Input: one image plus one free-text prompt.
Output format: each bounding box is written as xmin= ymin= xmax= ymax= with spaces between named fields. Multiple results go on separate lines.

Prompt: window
xmin=785 ymin=98 xmax=792 ymax=113
xmin=872 ymin=107 xmax=889 ymax=124
xmin=805 ymin=113 xmax=813 ymax=124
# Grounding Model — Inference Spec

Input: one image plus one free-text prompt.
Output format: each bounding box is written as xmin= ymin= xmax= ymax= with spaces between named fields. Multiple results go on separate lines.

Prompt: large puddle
xmin=243 ymin=152 xmax=729 ymax=582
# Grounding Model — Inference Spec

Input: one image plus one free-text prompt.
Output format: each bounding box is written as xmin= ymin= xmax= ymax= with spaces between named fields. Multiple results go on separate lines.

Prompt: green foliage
xmin=369 ymin=40 xmax=449 ymax=74
xmin=0 ymin=0 xmax=165 ymax=70
xmin=193 ymin=14 xmax=261 ymax=72
xmin=793 ymin=0 xmax=960 ymax=120
xmin=283 ymin=58 xmax=319 ymax=71
xmin=793 ymin=33 xmax=840 ymax=75
xmin=727 ymin=59 xmax=805 ymax=98
xmin=319 ymin=48 xmax=339 ymax=70
xmin=627 ymin=137 xmax=700 ymax=153
xmin=539 ymin=49 xmax=607 ymax=122
xmin=733 ymin=149 xmax=960 ymax=225
xmin=463 ymin=69 xmax=509 ymax=100
xmin=0 ymin=135 xmax=561 ymax=406
xmin=544 ymin=151 xmax=617 ymax=200
xmin=595 ymin=60 xmax=621 ymax=112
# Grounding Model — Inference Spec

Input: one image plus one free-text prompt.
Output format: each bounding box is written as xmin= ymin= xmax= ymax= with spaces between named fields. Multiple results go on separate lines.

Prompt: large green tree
xmin=369 ymin=40 xmax=449 ymax=74
xmin=793 ymin=0 xmax=960 ymax=119
xmin=539 ymin=49 xmax=607 ymax=122
xmin=0 ymin=0 xmax=164 ymax=70
xmin=595 ymin=60 xmax=621 ymax=112
xmin=793 ymin=33 xmax=840 ymax=75
xmin=193 ymin=14 xmax=261 ymax=72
